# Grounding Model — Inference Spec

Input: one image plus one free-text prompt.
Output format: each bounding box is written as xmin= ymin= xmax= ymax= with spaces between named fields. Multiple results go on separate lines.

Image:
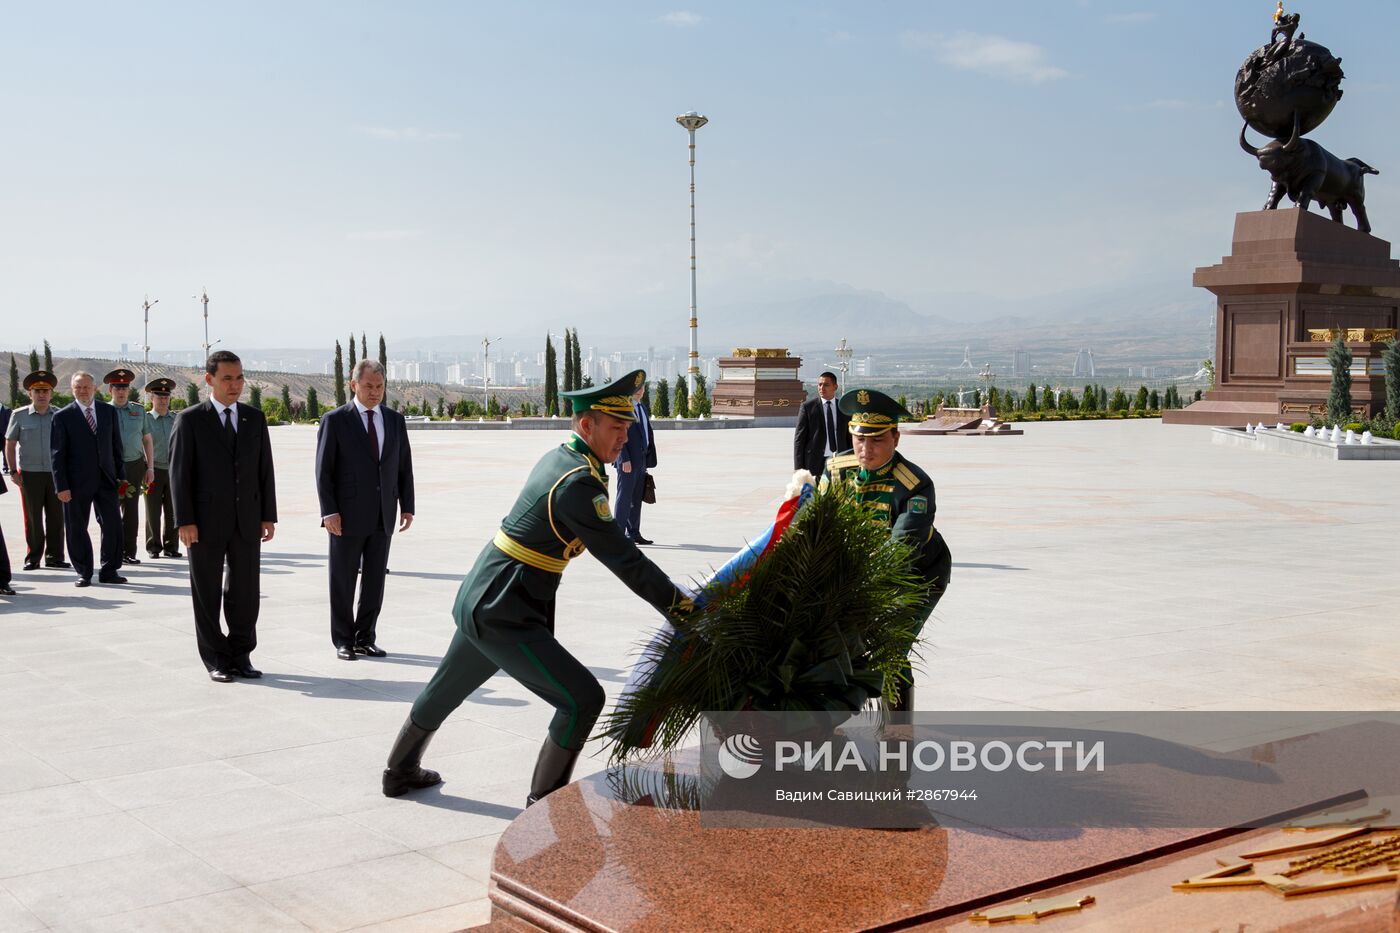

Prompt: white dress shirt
xmin=354 ymin=398 xmax=383 ymax=460
xmin=821 ymin=397 xmax=838 ymax=457
xmin=212 ymin=398 xmax=238 ymax=433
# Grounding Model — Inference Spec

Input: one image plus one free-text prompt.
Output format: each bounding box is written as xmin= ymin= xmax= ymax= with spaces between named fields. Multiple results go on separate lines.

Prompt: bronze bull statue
xmin=1240 ymin=114 xmax=1378 ymax=233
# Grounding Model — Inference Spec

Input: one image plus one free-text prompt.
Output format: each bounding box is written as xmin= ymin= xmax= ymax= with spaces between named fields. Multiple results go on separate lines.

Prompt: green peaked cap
xmin=839 ymin=387 xmax=912 ymax=436
xmin=561 ymin=369 xmax=645 ymax=420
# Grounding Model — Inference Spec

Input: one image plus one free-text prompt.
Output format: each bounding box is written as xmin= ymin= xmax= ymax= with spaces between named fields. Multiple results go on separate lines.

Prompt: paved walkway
xmin=0 ymin=421 xmax=1396 ymax=931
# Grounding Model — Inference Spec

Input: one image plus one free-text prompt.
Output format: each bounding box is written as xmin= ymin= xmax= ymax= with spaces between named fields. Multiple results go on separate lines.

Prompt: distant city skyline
xmin=5 ymin=2 xmax=1395 ymax=351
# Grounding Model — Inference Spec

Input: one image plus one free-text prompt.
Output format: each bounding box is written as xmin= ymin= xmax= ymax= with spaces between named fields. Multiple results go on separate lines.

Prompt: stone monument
xmin=710 ymin=347 xmax=805 ymax=425
xmin=1166 ymin=8 xmax=1400 ymax=426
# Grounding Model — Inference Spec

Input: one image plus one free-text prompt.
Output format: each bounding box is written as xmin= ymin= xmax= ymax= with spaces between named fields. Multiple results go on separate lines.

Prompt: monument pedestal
xmin=710 ymin=349 xmax=805 ymax=425
xmin=1165 ymin=209 xmax=1400 ymax=426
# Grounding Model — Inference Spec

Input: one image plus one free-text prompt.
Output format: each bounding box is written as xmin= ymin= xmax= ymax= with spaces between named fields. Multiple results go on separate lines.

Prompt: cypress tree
xmin=1059 ymin=387 xmax=1076 ymax=411
xmin=1110 ymin=387 xmax=1129 ymax=411
xmin=655 ymin=377 xmax=671 ymax=417
xmin=562 ymin=331 xmax=574 ymax=392
xmin=378 ymin=333 xmax=387 ymax=371
xmin=281 ymin=384 xmax=293 ymax=419
xmin=250 ymin=385 xmax=262 ymax=410
xmin=1025 ymin=383 xmax=1038 ymax=411
xmin=7 ymin=354 xmax=18 ymax=407
xmin=1382 ymin=339 xmax=1400 ymax=421
xmin=674 ymin=378 xmax=689 ymax=418
xmin=29 ymin=348 xmax=39 ymax=372
xmin=348 ymin=334 xmax=357 ymax=370
xmin=1079 ymin=387 xmax=1094 ymax=413
xmin=1133 ymin=385 xmax=1149 ymax=412
xmin=1149 ymin=388 xmax=1160 ymax=410
xmin=334 ymin=340 xmax=346 ymax=406
xmin=544 ymin=334 xmax=559 ymax=415
xmin=42 ymin=340 xmax=53 ymax=372
xmin=570 ymin=328 xmax=583 ymax=388
xmin=305 ymin=385 xmax=320 ymax=420
xmin=693 ymin=374 xmax=711 ymax=416
xmin=186 ymin=382 xmax=201 ymax=407
xmin=1326 ymin=331 xmax=1353 ymax=423
xmin=362 ymin=333 xmax=368 ymax=367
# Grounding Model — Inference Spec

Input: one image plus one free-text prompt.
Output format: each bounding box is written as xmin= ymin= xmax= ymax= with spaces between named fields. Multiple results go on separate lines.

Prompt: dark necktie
xmin=825 ymin=400 xmax=837 ymax=450
xmin=223 ymin=407 xmax=236 ymax=449
xmin=366 ymin=409 xmax=379 ymax=459
xmin=84 ymin=406 xmax=97 ymax=434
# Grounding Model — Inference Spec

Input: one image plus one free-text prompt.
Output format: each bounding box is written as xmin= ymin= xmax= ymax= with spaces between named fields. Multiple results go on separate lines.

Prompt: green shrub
xmin=1290 ymin=422 xmax=1307 ymax=432
xmin=1343 ymin=422 xmax=1364 ymax=433
xmin=1394 ymin=422 xmax=1400 ymax=441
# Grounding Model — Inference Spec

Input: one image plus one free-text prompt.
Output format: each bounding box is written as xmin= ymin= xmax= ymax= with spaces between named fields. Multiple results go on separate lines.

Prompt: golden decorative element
xmin=1307 ymin=327 xmax=1398 ymax=342
xmin=1286 ymin=803 xmax=1394 ymax=831
xmin=754 ymin=348 xmax=788 ymax=358
xmin=634 ymin=372 xmax=644 ymax=387
xmin=970 ymin=893 xmax=1095 ymax=924
xmin=857 ymin=390 xmax=871 ymax=405
xmin=731 ymin=348 xmax=754 ymax=358
xmin=851 ymin=412 xmax=892 ymax=426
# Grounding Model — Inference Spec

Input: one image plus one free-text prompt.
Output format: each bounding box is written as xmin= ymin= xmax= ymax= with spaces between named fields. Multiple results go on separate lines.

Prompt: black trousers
xmin=613 ymin=465 xmax=646 ymax=538
xmin=19 ymin=471 xmax=64 ymax=565
xmin=187 ymin=532 xmax=261 ymax=671
xmin=64 ymin=485 xmax=123 ymax=581
xmin=120 ymin=459 xmax=145 ymax=559
xmin=144 ymin=467 xmax=176 ymax=557
xmin=0 ymin=519 xmax=10 ymax=587
xmin=328 ymin=526 xmax=391 ymax=648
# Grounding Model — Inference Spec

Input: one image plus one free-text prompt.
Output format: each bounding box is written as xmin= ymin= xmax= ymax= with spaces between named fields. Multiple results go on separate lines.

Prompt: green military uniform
xmin=143 ymin=378 xmax=179 ymax=558
xmin=385 ymin=370 xmax=690 ymax=804
xmin=4 ymin=371 xmax=66 ymax=568
xmin=104 ymin=369 xmax=152 ymax=563
xmin=820 ymin=389 xmax=952 ymax=711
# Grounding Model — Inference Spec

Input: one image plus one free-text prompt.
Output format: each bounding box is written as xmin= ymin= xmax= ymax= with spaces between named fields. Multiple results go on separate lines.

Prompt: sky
xmin=3 ymin=1 xmax=1399 ymax=352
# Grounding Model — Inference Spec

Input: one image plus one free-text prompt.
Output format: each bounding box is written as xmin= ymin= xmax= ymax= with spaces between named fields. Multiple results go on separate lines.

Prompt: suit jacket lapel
xmin=208 ymin=401 xmax=234 ymax=455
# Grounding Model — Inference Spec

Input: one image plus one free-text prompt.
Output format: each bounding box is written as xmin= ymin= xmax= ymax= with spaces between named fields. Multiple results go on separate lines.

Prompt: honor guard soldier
xmin=104 ymin=369 xmax=154 ymax=565
xmin=821 ymin=389 xmax=952 ymax=713
xmin=142 ymin=378 xmax=180 ymax=558
xmin=4 ymin=371 xmax=69 ymax=570
xmin=384 ymin=370 xmax=693 ymax=805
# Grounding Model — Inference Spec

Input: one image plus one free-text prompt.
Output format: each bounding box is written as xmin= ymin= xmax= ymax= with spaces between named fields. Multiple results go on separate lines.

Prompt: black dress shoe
xmin=147 ymin=553 xmax=161 ymax=560
xmin=634 ymin=536 xmax=654 ymax=545
xmin=75 ymin=579 xmax=91 ymax=588
xmin=99 ymin=575 xmax=129 ymax=585
xmin=355 ymin=644 xmax=388 ymax=658
xmin=46 ymin=560 xmax=72 ymax=569
xmin=336 ymin=646 xmax=358 ymax=661
xmin=0 ymin=585 xmax=15 ymax=596
xmin=209 ymin=669 xmax=234 ymax=683
xmin=23 ymin=561 xmax=39 ymax=571
xmin=231 ymin=664 xmax=262 ymax=679
xmin=123 ymin=556 xmax=141 ymax=565
xmin=164 ymin=551 xmax=182 ymax=559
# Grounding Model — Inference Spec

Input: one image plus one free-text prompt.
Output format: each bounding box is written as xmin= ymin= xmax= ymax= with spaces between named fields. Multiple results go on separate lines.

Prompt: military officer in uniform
xmin=4 ymin=371 xmax=68 ymax=570
xmin=104 ymin=369 xmax=154 ymax=565
xmin=383 ymin=370 xmax=692 ymax=805
xmin=143 ymin=378 xmax=180 ymax=559
xmin=821 ymin=389 xmax=952 ymax=712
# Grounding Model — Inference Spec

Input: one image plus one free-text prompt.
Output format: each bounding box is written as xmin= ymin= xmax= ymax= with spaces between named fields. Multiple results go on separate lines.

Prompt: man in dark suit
xmin=51 ymin=371 xmax=127 ymax=587
xmin=793 ymin=370 xmax=851 ymax=478
xmin=0 ymin=470 xmax=14 ymax=595
xmin=170 ymin=351 xmax=278 ymax=683
xmin=315 ymin=359 xmax=414 ymax=661
xmin=612 ymin=383 xmax=655 ymax=544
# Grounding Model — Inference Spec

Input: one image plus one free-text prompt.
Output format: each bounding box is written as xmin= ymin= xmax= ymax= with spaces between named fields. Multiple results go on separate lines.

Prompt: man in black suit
xmin=612 ymin=383 xmax=655 ymax=544
xmin=315 ymin=359 xmax=414 ymax=661
xmin=0 ymin=470 xmax=14 ymax=595
xmin=51 ymin=371 xmax=126 ymax=587
xmin=793 ymin=370 xmax=851 ymax=478
xmin=170 ymin=351 xmax=278 ymax=683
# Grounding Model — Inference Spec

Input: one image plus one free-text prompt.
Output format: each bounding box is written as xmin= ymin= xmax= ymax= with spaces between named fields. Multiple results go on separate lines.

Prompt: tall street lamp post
xmin=675 ymin=111 xmax=708 ymax=397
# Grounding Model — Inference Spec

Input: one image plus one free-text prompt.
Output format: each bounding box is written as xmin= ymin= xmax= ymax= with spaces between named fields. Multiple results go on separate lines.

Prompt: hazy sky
xmin=3 ymin=1 xmax=1398 ymax=351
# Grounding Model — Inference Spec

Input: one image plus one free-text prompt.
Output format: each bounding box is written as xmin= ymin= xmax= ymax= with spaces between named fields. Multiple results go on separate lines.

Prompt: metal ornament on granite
xmin=1236 ymin=6 xmax=1379 ymax=232
xmin=969 ymin=893 xmax=1096 ymax=923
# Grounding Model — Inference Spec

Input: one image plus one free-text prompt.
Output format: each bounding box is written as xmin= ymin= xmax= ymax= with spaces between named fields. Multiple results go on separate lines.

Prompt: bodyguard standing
xmin=4 ymin=371 xmax=68 ymax=570
xmin=794 ymin=371 xmax=851 ymax=478
xmin=315 ymin=360 xmax=414 ymax=661
xmin=51 ymin=371 xmax=126 ymax=587
xmin=612 ymin=382 xmax=655 ymax=544
xmin=105 ymin=369 xmax=154 ymax=565
xmin=170 ymin=351 xmax=278 ymax=683
xmin=143 ymin=378 xmax=180 ymax=559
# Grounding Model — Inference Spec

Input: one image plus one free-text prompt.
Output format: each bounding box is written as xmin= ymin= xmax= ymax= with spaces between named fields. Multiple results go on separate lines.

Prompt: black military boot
xmin=382 ymin=716 xmax=443 ymax=797
xmin=525 ymin=738 xmax=582 ymax=807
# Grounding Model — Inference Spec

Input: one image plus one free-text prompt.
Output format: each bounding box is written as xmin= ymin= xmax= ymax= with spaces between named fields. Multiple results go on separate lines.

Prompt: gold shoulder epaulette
xmin=892 ymin=463 xmax=920 ymax=491
xmin=828 ymin=453 xmax=858 ymax=471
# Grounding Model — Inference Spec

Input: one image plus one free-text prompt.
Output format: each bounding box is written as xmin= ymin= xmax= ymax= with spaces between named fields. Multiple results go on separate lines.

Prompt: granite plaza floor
xmin=0 ymin=420 xmax=1397 ymax=931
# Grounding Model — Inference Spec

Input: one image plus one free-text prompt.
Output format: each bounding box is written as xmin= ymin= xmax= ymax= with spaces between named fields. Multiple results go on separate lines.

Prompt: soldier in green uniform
xmin=3 ymin=371 xmax=68 ymax=570
xmin=820 ymin=388 xmax=952 ymax=713
xmin=383 ymin=370 xmax=693 ymax=804
xmin=103 ymin=369 xmax=155 ymax=565
xmin=142 ymin=378 xmax=180 ymax=559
